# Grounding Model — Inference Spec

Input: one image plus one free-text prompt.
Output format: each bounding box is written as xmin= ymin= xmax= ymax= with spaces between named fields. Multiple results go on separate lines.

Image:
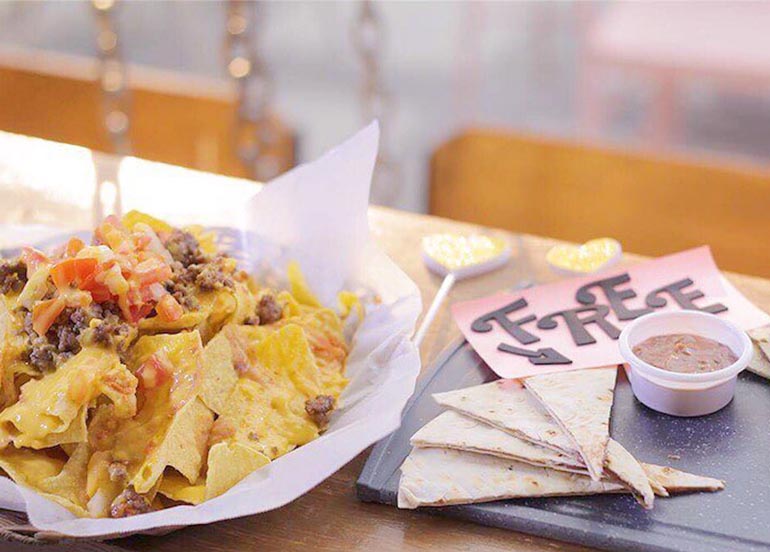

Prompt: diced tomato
xmin=90 ymin=287 xmax=113 ymax=303
xmin=77 ymin=264 xmax=113 ymax=303
xmin=134 ymin=258 xmax=172 ymax=286
xmin=156 ymin=294 xmax=183 ymax=322
xmin=50 ymin=258 xmax=98 ymax=290
xmin=136 ymin=354 xmax=172 ymax=389
xmin=65 ymin=237 xmax=85 ymax=258
xmin=31 ymin=296 xmax=66 ymax=336
xmin=20 ymin=247 xmax=50 ymax=275
xmin=117 ymin=294 xmax=154 ymax=324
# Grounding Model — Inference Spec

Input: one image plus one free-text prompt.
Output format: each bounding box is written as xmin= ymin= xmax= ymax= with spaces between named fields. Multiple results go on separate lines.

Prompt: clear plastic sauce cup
xmin=618 ymin=310 xmax=752 ymax=417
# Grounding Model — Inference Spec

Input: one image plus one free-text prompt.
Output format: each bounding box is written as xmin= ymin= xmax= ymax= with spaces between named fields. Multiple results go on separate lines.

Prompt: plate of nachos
xmin=0 ymin=122 xmax=421 ymax=537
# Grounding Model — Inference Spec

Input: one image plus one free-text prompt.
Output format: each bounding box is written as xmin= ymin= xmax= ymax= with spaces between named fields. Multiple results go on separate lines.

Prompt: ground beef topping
xmin=257 ymin=294 xmax=283 ymax=325
xmin=92 ymin=318 xmax=131 ymax=347
xmin=22 ymin=307 xmax=90 ymax=371
xmin=109 ymin=487 xmax=152 ymax=518
xmin=21 ymin=303 xmax=129 ymax=371
xmin=164 ymin=230 xmax=206 ymax=268
xmin=305 ymin=394 xmax=336 ymax=428
xmin=0 ymin=259 xmax=27 ymax=294
xmin=195 ymin=259 xmax=234 ymax=291
xmin=164 ymin=279 xmax=199 ymax=310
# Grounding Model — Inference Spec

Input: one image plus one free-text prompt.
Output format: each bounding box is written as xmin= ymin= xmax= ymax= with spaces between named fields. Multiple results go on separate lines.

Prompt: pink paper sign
xmin=451 ymin=246 xmax=770 ymax=379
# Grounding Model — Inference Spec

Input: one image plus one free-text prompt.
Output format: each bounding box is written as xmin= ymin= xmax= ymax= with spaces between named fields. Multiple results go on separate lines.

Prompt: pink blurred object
xmin=579 ymin=2 xmax=770 ymax=147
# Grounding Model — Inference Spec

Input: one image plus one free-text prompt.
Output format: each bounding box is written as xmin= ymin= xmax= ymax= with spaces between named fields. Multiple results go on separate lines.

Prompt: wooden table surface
xmin=7 ymin=206 xmax=770 ymax=552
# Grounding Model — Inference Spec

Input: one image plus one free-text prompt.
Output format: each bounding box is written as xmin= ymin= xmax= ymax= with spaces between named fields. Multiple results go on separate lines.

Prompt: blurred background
xmin=1 ymin=0 xmax=770 ymax=274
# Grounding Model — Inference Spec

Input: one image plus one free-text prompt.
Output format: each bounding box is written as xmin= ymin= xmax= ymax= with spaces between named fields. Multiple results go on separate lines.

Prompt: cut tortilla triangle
xmin=410 ymin=409 xmax=655 ymax=507
xmin=604 ymin=439 xmax=654 ymax=509
xmin=398 ymin=447 xmax=622 ymax=509
xmin=397 ymin=446 xmax=723 ymax=510
xmin=432 ymin=380 xmax=579 ymax=459
xmin=748 ymin=327 xmax=770 ymax=380
xmin=641 ymin=463 xmax=725 ymax=494
xmin=411 ymin=410 xmax=587 ymax=473
xmin=524 ymin=366 xmax=617 ymax=481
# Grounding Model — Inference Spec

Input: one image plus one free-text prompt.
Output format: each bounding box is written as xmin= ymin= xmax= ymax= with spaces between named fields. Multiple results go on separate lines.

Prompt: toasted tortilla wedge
xmin=748 ymin=327 xmax=770 ymax=380
xmin=604 ymin=439 xmax=654 ymax=509
xmin=432 ymin=380 xmax=579 ymax=458
xmin=523 ymin=367 xmax=617 ymax=480
xmin=398 ymin=447 xmax=622 ymax=509
xmin=411 ymin=410 xmax=655 ymax=506
xmin=641 ymin=463 xmax=725 ymax=494
xmin=411 ymin=410 xmax=587 ymax=473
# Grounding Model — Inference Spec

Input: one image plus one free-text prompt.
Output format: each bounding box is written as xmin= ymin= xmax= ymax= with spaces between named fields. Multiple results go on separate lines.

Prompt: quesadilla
xmin=411 ymin=410 xmax=587 ymax=473
xmin=523 ymin=367 xmax=617 ymax=480
xmin=748 ymin=327 xmax=770 ymax=380
xmin=604 ymin=439 xmax=654 ymax=509
xmin=642 ymin=463 xmax=725 ymax=493
xmin=398 ymin=447 xmax=622 ymax=509
xmin=432 ymin=380 xmax=579 ymax=458
xmin=410 ymin=407 xmax=656 ymax=507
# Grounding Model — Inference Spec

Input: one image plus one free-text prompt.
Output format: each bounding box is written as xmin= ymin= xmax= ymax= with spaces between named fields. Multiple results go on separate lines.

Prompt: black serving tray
xmin=357 ymin=337 xmax=770 ymax=552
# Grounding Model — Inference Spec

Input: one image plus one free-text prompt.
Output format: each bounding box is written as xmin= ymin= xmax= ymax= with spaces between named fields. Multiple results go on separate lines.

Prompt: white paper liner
xmin=0 ymin=121 xmax=423 ymax=537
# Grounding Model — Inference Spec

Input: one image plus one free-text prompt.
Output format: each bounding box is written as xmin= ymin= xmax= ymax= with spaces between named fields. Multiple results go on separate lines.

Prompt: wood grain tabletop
xmin=7 ymin=206 xmax=770 ymax=552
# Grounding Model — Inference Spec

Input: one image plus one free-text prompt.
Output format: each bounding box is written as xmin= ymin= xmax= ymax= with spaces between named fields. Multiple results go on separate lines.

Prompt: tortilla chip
xmin=523 ymin=367 xmax=617 ymax=480
xmin=410 ymin=410 xmax=586 ymax=473
xmin=114 ymin=332 xmax=213 ymax=493
xmin=287 ymin=261 xmax=321 ymax=308
xmin=0 ymin=446 xmax=89 ymax=517
xmin=282 ymin=309 xmax=348 ymax=399
xmin=0 ymin=348 xmax=136 ymax=449
xmin=398 ymin=447 xmax=622 ymax=509
xmin=129 ymin=331 xmax=203 ymax=410
xmin=39 ymin=443 xmax=91 ymax=511
xmin=138 ymin=311 xmax=208 ymax=334
xmin=641 ymin=463 xmax=725 ymax=493
xmin=125 ymin=397 xmax=214 ymax=494
xmin=432 ymin=380 xmax=579 ymax=458
xmin=121 ymin=210 xmax=173 ymax=233
xmin=196 ymin=289 xmax=238 ymax=343
xmin=231 ymin=281 xmax=258 ymax=325
xmin=31 ymin=406 xmax=89 ymax=450
xmin=205 ymin=440 xmax=270 ymax=500
xmin=213 ymin=325 xmax=327 ymax=459
xmin=604 ymin=439 xmax=654 ymax=509
xmin=199 ymin=332 xmax=238 ymax=415
xmin=337 ymin=290 xmax=363 ymax=320
xmin=158 ymin=471 xmax=206 ymax=505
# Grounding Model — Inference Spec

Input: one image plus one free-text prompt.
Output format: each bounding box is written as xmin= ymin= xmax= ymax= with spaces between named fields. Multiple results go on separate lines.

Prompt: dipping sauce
xmin=632 ymin=333 xmax=738 ymax=373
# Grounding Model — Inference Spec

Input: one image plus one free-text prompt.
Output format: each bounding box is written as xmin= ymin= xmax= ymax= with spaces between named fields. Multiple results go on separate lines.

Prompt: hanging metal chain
xmin=91 ymin=0 xmax=127 ymax=221
xmin=352 ymin=0 xmax=400 ymax=205
xmin=92 ymin=0 xmax=131 ymax=157
xmin=225 ymin=0 xmax=281 ymax=181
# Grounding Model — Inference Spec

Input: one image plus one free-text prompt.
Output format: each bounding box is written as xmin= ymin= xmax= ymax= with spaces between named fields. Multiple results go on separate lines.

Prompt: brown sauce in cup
xmin=632 ymin=333 xmax=738 ymax=373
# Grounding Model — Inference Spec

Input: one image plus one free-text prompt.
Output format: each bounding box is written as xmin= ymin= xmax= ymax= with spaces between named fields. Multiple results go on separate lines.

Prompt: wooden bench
xmin=430 ymin=130 xmax=770 ymax=277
